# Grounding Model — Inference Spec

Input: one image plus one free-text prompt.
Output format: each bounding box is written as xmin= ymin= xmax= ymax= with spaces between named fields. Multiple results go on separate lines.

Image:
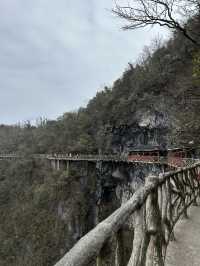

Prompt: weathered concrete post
xmin=56 ymin=160 xmax=60 ymax=171
xmin=51 ymin=159 xmax=56 ymax=170
xmin=66 ymin=161 xmax=70 ymax=177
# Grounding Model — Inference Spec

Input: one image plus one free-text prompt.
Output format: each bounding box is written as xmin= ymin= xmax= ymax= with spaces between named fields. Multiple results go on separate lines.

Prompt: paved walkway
xmin=165 ymin=205 xmax=200 ymax=266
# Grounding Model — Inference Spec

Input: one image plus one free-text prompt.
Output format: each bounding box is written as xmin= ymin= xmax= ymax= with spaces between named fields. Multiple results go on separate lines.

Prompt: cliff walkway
xmin=165 ymin=205 xmax=200 ymax=266
xmin=53 ymin=162 xmax=200 ymax=266
xmin=0 ymin=153 xmax=198 ymax=168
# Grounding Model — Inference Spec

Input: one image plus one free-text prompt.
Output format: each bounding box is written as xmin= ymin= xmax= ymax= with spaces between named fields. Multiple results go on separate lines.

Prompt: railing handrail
xmin=54 ymin=175 xmax=161 ymax=266
xmin=54 ymin=161 xmax=200 ymax=266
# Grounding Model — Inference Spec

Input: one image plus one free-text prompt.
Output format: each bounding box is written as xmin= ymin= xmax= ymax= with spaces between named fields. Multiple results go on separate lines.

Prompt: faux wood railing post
xmin=166 ymin=178 xmax=175 ymax=242
xmin=182 ymin=171 xmax=188 ymax=219
xmin=127 ymin=207 xmax=149 ymax=266
xmin=115 ymin=229 xmax=125 ymax=266
xmin=159 ymin=178 xmax=169 ymax=257
xmin=181 ymin=172 xmax=188 ymax=219
xmin=96 ymin=256 xmax=102 ymax=266
xmin=145 ymin=176 xmax=164 ymax=266
xmin=195 ymin=166 xmax=200 ymax=202
xmin=158 ymin=183 xmax=163 ymax=215
xmin=183 ymin=170 xmax=192 ymax=205
xmin=172 ymin=173 xmax=188 ymax=219
xmin=190 ymin=168 xmax=198 ymax=206
xmin=197 ymin=166 xmax=200 ymax=199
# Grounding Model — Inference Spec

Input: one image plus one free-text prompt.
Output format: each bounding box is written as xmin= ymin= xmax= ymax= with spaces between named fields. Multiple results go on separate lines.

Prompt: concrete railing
xmin=167 ymin=157 xmax=199 ymax=168
xmin=46 ymin=154 xmax=124 ymax=161
xmin=0 ymin=153 xmax=198 ymax=167
xmin=46 ymin=154 xmax=169 ymax=165
xmin=0 ymin=153 xmax=20 ymax=159
xmin=54 ymin=162 xmax=200 ymax=266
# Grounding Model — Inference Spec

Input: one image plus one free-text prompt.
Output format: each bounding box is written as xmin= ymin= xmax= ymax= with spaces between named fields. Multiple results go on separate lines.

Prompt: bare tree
xmin=113 ymin=0 xmax=200 ymax=45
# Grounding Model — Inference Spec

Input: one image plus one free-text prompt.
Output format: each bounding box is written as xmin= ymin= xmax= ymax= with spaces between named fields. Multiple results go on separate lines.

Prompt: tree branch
xmin=113 ymin=0 xmax=200 ymax=46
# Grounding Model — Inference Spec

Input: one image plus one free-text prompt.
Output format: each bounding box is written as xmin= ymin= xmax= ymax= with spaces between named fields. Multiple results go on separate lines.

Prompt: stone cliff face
xmin=57 ymin=160 xmax=167 ymax=265
xmin=53 ymin=110 xmax=172 ymax=265
xmin=111 ymin=111 xmax=170 ymax=153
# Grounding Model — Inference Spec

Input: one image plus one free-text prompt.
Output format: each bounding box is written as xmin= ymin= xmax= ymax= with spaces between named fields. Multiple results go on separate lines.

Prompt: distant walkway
xmin=1 ymin=153 xmax=198 ymax=168
xmin=165 ymin=205 xmax=200 ymax=266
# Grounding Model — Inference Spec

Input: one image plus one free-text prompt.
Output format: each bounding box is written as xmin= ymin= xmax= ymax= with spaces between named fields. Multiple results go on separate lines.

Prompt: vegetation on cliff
xmin=0 ymin=160 xmax=97 ymax=266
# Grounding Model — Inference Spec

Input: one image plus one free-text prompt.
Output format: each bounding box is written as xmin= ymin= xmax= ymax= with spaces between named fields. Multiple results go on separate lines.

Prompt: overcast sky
xmin=0 ymin=0 xmax=169 ymax=125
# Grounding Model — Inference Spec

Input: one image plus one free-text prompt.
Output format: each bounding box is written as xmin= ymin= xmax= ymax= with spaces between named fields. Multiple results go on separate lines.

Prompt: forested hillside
xmin=1 ymin=15 xmax=200 ymax=155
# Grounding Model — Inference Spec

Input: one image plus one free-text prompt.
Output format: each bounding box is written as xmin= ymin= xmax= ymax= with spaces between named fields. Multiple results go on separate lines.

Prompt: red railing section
xmin=128 ymin=155 xmax=160 ymax=163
